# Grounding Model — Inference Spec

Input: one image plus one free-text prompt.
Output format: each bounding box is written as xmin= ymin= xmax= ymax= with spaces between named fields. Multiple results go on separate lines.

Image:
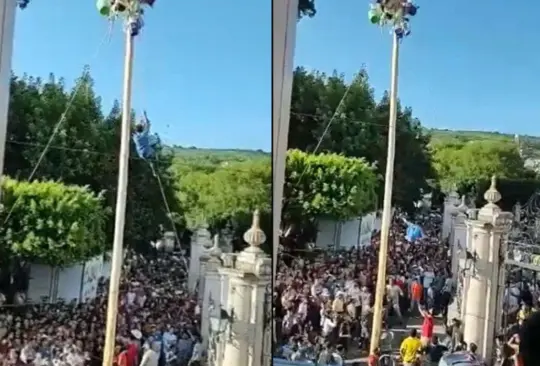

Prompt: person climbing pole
xmin=133 ymin=110 xmax=160 ymax=160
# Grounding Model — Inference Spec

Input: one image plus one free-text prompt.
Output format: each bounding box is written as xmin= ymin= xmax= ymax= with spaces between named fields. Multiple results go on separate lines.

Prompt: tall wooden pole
xmin=369 ymin=32 xmax=399 ymax=355
xmin=0 ymin=0 xmax=16 ymax=195
xmin=272 ymin=0 xmax=298 ymax=281
xmin=102 ymin=30 xmax=134 ymax=366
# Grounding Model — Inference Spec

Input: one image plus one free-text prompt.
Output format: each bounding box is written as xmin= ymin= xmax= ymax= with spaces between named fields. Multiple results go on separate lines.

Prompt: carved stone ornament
xmin=254 ymin=257 xmax=272 ymax=278
xmin=493 ymin=212 xmax=514 ymax=232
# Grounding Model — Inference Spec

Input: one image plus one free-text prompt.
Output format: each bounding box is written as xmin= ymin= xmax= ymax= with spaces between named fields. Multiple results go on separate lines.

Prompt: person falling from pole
xmin=133 ymin=110 xmax=161 ymax=160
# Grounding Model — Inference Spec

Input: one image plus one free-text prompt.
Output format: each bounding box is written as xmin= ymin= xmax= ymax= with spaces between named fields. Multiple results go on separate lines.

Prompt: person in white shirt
xmin=321 ymin=312 xmax=337 ymax=337
xmin=140 ymin=342 xmax=160 ymax=366
xmin=311 ymin=279 xmax=323 ymax=298
xmin=297 ymin=298 xmax=308 ymax=321
xmin=188 ymin=338 xmax=202 ymax=365
xmin=423 ymin=270 xmax=435 ymax=289
xmin=360 ymin=286 xmax=372 ymax=316
xmin=386 ymin=279 xmax=404 ymax=321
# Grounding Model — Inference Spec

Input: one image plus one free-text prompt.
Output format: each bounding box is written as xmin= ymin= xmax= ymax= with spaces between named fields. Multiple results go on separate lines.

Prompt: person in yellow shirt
xmin=332 ymin=293 xmax=345 ymax=313
xmin=518 ymin=304 xmax=536 ymax=322
xmin=400 ymin=329 xmax=422 ymax=366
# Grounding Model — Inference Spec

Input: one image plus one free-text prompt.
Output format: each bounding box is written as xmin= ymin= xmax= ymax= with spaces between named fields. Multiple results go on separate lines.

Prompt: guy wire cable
xmin=2 ymin=24 xmax=114 ymax=225
xmin=288 ymin=70 xmax=365 ymax=188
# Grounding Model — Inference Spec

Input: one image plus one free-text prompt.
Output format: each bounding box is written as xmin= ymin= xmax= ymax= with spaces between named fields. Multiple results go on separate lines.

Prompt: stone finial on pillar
xmin=457 ymin=196 xmax=468 ymax=217
xmin=448 ymin=185 xmax=460 ymax=205
xmin=208 ymin=234 xmax=223 ymax=264
xmin=243 ymin=210 xmax=266 ymax=250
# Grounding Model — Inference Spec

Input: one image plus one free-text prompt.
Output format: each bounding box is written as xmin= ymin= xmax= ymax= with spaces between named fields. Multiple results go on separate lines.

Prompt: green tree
xmin=0 ymin=178 xmax=108 ymax=266
xmin=283 ymin=149 xmax=378 ymax=237
xmin=370 ymin=93 xmax=434 ymax=211
xmin=177 ymin=158 xmax=271 ymax=252
xmin=288 ymin=67 xmax=434 ymax=211
xmin=431 ymin=140 xmax=532 ymax=191
xmin=5 ymin=70 xmax=181 ymax=255
xmin=178 ymin=158 xmax=270 ymax=230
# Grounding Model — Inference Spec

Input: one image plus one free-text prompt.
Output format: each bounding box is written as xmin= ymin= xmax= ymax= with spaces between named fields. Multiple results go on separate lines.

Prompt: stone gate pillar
xmin=443 ymin=189 xmax=460 ymax=240
xmin=219 ymin=211 xmax=271 ymax=366
xmin=188 ymin=225 xmax=212 ymax=292
xmin=201 ymin=235 xmax=223 ymax=349
xmin=462 ymin=176 xmax=513 ymax=361
xmin=451 ymin=197 xmax=468 ymax=279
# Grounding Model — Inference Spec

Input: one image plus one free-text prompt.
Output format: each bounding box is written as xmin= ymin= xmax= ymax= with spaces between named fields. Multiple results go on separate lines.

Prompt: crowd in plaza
xmin=273 ymin=204 xmax=540 ymax=366
xmin=273 ymin=211 xmax=460 ymax=364
xmin=0 ymin=252 xmax=203 ymax=366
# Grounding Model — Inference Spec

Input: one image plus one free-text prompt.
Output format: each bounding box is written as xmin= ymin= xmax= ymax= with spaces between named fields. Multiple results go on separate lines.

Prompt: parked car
xmin=439 ymin=352 xmax=483 ymax=366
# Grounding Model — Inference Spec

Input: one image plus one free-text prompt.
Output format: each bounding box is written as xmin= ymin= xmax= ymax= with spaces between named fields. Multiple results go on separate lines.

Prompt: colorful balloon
xmin=96 ymin=0 xmax=111 ymax=16
xmin=368 ymin=9 xmax=382 ymax=24
xmin=405 ymin=3 xmax=417 ymax=16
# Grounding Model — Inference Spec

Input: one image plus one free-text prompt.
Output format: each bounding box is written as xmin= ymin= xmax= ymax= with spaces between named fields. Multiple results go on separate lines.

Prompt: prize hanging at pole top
xmin=368 ymin=0 xmax=418 ymax=39
xmin=17 ymin=0 xmax=30 ymax=9
xmin=96 ymin=0 xmax=156 ymax=37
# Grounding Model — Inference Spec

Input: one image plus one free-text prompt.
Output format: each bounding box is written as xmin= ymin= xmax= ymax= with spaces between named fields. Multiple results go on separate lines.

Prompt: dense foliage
xmin=431 ymin=140 xmax=533 ymax=192
xmin=284 ymin=149 xmax=378 ymax=223
xmin=5 ymin=71 xmax=180 ymax=261
xmin=0 ymin=178 xmax=108 ymax=266
xmin=288 ymin=67 xmax=434 ymax=211
xmin=469 ymin=178 xmax=540 ymax=212
xmin=175 ymin=158 xmax=270 ymax=230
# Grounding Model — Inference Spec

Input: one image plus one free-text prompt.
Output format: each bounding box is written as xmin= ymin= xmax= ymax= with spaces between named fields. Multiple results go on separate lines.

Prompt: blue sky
xmin=13 ymin=0 xmax=270 ymax=150
xmin=295 ymin=0 xmax=540 ymax=137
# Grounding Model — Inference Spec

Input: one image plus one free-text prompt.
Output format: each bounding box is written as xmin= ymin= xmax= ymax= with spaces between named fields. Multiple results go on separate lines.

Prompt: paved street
xmin=346 ymin=314 xmax=446 ymax=365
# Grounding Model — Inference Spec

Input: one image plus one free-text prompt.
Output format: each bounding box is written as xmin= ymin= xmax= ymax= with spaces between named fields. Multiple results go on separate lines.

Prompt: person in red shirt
xmin=114 ymin=343 xmax=129 ymax=366
xmin=126 ymin=335 xmax=140 ymax=366
xmin=419 ymin=305 xmax=434 ymax=347
xmin=410 ymin=279 xmax=423 ymax=313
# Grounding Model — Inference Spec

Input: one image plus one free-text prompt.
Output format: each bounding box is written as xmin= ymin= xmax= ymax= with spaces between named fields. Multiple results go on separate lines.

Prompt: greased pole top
xmin=368 ymin=0 xmax=419 ymax=40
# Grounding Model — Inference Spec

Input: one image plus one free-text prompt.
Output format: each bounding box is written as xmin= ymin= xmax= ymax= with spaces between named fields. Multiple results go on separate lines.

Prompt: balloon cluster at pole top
xmin=368 ymin=0 xmax=418 ymax=39
xmin=96 ymin=0 xmax=155 ymax=37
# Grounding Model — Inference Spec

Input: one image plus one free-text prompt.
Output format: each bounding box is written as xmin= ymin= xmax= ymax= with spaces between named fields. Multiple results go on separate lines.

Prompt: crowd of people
xmin=0 ymin=252 xmax=203 ymax=366
xmin=273 ymin=211 xmax=457 ymax=364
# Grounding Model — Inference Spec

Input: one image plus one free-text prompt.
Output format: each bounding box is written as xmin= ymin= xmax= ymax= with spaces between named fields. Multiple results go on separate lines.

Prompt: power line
xmin=5 ymin=139 xmax=252 ymax=167
xmin=291 ymin=111 xmax=538 ymax=145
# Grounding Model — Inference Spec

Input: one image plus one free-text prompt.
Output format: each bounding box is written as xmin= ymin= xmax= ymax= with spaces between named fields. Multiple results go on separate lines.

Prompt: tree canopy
xmin=288 ymin=67 xmax=434 ymax=211
xmin=176 ymin=158 xmax=271 ymax=230
xmin=0 ymin=178 xmax=108 ymax=266
xmin=5 ymin=70 xmax=181 ymax=258
xmin=284 ymin=149 xmax=378 ymax=223
xmin=431 ymin=140 xmax=533 ymax=191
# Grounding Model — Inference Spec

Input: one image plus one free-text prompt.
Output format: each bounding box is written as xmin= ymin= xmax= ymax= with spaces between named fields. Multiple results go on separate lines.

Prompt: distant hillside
xmin=165 ymin=146 xmax=269 ymax=171
xmin=169 ymin=145 xmax=269 ymax=158
xmin=427 ymin=128 xmax=540 ymax=159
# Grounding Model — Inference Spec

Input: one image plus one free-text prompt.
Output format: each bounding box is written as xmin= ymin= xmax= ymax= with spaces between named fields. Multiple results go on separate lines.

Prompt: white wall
xmin=56 ymin=264 xmax=84 ymax=302
xmin=26 ymin=265 xmax=55 ymax=303
xmin=315 ymin=211 xmax=382 ymax=250
xmin=27 ymin=253 xmax=107 ymax=304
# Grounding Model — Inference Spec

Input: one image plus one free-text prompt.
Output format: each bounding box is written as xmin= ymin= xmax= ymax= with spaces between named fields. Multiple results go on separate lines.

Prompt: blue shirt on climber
xmin=133 ymin=111 xmax=160 ymax=159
